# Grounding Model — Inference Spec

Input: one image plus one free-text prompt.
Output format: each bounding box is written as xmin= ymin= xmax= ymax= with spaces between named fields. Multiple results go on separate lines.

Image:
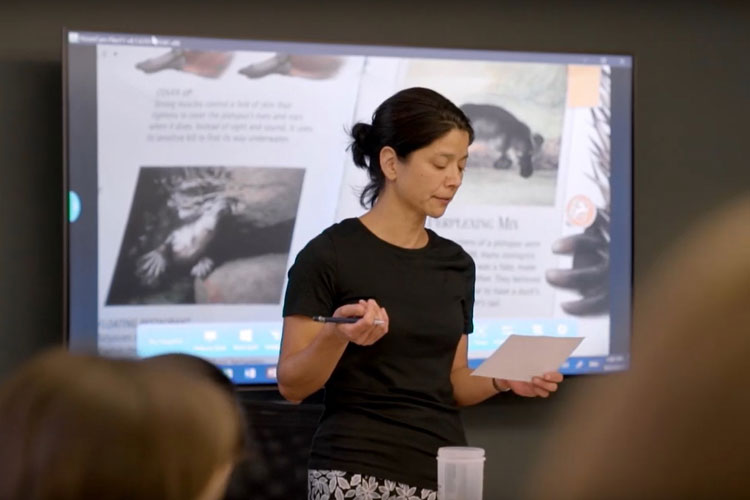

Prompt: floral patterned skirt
xmin=308 ymin=469 xmax=437 ymax=500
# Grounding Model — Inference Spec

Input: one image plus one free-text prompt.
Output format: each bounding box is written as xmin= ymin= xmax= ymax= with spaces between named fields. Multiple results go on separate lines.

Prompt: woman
xmin=278 ymin=87 xmax=563 ymax=497
xmin=0 ymin=350 xmax=245 ymax=500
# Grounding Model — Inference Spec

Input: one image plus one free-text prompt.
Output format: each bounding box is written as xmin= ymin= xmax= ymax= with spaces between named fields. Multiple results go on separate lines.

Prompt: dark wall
xmin=0 ymin=1 xmax=747 ymax=498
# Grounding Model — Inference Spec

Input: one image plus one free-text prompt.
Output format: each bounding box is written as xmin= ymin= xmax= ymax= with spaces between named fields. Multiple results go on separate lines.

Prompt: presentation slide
xmin=66 ymin=32 xmax=632 ymax=384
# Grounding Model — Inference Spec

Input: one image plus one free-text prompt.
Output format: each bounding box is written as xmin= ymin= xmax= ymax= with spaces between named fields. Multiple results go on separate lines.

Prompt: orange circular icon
xmin=566 ymin=195 xmax=597 ymax=227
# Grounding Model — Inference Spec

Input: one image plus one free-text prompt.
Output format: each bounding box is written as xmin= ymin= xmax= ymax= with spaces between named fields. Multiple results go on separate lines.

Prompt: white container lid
xmin=437 ymin=446 xmax=485 ymax=460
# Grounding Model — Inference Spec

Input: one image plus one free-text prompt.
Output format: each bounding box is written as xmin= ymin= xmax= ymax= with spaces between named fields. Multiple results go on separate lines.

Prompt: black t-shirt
xmin=282 ymin=218 xmax=475 ymax=489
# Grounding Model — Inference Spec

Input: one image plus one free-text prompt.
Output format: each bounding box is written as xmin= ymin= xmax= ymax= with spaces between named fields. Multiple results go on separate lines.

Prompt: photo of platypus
xmin=136 ymin=196 xmax=233 ymax=285
xmin=106 ymin=166 xmax=304 ymax=305
xmin=460 ymin=103 xmax=544 ymax=178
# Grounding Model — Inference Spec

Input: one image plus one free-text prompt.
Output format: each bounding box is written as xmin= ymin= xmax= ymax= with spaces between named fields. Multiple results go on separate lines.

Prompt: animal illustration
xmin=238 ymin=53 xmax=344 ymax=80
xmin=545 ymin=67 xmax=612 ymax=315
xmin=460 ymin=103 xmax=544 ymax=178
xmin=135 ymin=49 xmax=234 ymax=78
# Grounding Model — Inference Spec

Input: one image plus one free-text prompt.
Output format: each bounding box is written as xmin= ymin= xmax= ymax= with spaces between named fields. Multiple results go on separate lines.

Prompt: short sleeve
xmin=282 ymin=232 xmax=338 ymax=318
xmin=462 ymin=254 xmax=476 ymax=334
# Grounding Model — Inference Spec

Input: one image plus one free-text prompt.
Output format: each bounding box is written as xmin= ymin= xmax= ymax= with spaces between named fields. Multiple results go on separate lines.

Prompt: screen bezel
xmin=62 ymin=28 xmax=634 ymax=388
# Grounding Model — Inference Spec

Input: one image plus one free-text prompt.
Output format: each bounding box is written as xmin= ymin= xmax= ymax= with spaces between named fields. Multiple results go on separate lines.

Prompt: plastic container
xmin=437 ymin=446 xmax=485 ymax=500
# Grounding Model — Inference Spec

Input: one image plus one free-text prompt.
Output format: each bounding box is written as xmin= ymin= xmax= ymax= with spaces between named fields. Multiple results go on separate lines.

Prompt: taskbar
xmin=216 ymin=363 xmax=278 ymax=385
xmin=222 ymin=352 xmax=630 ymax=386
xmin=468 ymin=353 xmax=629 ymax=375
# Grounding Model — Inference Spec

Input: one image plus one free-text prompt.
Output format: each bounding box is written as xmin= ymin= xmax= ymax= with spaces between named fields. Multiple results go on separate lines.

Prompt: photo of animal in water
xmin=106 ymin=166 xmax=305 ymax=305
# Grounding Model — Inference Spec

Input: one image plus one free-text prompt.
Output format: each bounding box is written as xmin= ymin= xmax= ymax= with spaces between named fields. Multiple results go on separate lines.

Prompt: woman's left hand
xmin=502 ymin=372 xmax=563 ymax=398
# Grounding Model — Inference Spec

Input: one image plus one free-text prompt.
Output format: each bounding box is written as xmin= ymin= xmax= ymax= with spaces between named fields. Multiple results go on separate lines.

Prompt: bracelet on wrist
xmin=492 ymin=378 xmax=511 ymax=393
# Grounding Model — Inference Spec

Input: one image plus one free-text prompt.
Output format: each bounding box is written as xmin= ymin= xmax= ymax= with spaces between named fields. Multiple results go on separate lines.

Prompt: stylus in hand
xmin=312 ymin=316 xmax=385 ymax=326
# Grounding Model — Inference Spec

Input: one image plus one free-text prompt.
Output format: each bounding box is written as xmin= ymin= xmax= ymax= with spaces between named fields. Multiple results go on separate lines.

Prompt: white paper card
xmin=471 ymin=335 xmax=584 ymax=382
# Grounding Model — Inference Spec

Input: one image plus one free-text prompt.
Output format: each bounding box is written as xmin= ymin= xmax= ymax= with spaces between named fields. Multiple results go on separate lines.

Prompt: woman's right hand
xmin=330 ymin=299 xmax=389 ymax=346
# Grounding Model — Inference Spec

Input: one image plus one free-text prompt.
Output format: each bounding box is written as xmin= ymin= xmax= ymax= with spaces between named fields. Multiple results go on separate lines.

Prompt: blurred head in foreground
xmin=142 ymin=352 xmax=236 ymax=395
xmin=0 ymin=349 xmax=244 ymax=500
xmin=525 ymin=194 xmax=750 ymax=500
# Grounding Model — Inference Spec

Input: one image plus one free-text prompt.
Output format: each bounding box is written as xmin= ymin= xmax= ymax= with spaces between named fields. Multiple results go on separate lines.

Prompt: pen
xmin=312 ymin=316 xmax=385 ymax=326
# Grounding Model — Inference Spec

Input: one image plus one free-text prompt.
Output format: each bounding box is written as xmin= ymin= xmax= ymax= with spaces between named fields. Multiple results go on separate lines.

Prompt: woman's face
xmin=389 ymin=128 xmax=470 ymax=218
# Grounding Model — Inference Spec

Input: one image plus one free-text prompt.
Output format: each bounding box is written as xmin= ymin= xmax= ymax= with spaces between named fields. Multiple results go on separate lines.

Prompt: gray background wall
xmin=0 ymin=1 xmax=748 ymax=498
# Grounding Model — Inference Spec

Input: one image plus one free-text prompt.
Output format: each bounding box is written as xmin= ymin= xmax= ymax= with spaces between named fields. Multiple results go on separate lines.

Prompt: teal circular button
xmin=69 ymin=191 xmax=81 ymax=223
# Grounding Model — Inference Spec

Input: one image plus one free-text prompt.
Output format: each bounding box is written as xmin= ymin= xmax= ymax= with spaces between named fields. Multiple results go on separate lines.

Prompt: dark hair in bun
xmin=348 ymin=87 xmax=474 ymax=208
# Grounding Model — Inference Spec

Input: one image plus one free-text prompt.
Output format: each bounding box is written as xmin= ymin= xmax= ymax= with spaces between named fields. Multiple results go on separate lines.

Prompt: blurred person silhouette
xmin=524 ymin=194 xmax=750 ymax=500
xmin=142 ymin=352 xmax=237 ymax=397
xmin=143 ymin=353 xmax=275 ymax=500
xmin=0 ymin=349 xmax=245 ymax=500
